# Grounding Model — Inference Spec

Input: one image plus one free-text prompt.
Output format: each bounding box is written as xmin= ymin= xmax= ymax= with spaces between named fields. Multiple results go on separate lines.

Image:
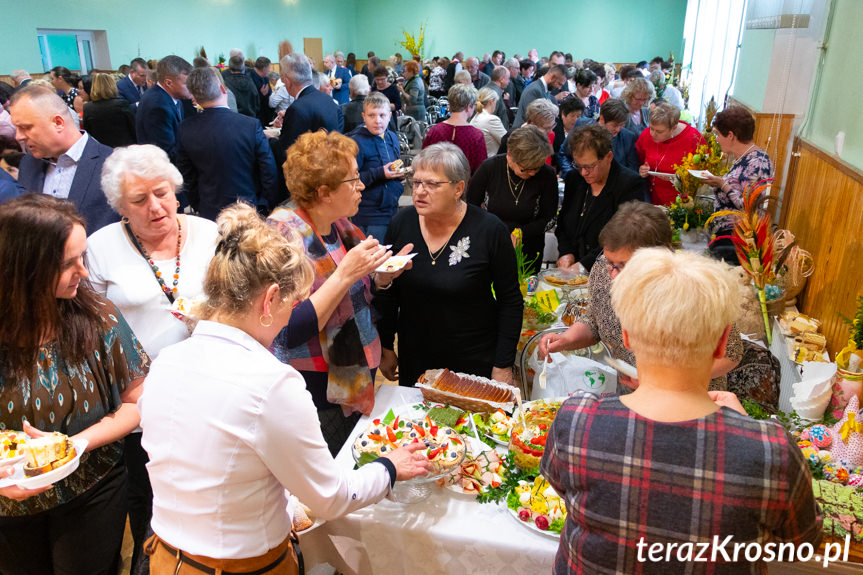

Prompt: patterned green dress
xmin=0 ymin=300 xmax=150 ymax=517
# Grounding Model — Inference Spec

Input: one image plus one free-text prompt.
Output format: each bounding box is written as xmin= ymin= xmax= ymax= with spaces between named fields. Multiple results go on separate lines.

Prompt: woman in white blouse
xmin=470 ymin=87 xmax=508 ymax=156
xmin=87 ymin=144 xmax=219 ymax=572
xmin=139 ymin=203 xmax=430 ymax=574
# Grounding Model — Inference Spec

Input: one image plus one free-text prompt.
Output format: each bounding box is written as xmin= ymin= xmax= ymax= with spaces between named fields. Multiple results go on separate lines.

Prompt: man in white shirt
xmin=10 ymin=85 xmax=118 ymax=233
xmin=323 ymin=53 xmax=351 ymax=105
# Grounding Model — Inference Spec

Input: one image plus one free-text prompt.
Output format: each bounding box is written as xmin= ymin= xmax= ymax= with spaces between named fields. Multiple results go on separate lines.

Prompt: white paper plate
xmin=504 ymin=503 xmax=561 ymax=539
xmin=375 ymin=253 xmax=416 ymax=273
xmin=0 ymin=453 xmax=26 ymax=471
xmin=0 ymin=438 xmax=88 ymax=490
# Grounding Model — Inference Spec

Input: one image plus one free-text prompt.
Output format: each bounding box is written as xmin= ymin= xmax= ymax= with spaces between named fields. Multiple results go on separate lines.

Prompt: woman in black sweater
xmin=555 ymin=124 xmax=646 ymax=272
xmin=466 ymin=125 xmax=558 ymax=275
xmin=374 ymin=142 xmax=523 ymax=387
xmin=82 ymin=73 xmax=136 ymax=148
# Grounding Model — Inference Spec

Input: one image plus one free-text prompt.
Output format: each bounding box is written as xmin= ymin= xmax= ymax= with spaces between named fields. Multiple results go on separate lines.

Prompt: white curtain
xmin=681 ymin=0 xmax=747 ymax=128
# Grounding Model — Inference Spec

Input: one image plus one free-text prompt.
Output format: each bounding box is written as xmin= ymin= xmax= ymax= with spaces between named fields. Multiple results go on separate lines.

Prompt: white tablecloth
xmin=300 ymin=385 xmax=861 ymax=574
xmin=300 ymin=385 xmax=559 ymax=575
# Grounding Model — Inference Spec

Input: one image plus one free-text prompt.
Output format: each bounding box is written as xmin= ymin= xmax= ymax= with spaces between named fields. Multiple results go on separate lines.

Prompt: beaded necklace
xmin=124 ymin=218 xmax=182 ymax=304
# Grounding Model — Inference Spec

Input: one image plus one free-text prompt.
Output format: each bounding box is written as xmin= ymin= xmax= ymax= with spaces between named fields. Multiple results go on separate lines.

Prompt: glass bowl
xmin=352 ymin=429 xmax=467 ymax=504
xmin=538 ymin=268 xmax=589 ymax=296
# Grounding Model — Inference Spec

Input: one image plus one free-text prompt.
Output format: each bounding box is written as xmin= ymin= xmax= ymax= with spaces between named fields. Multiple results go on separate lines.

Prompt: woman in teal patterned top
xmin=0 ymin=195 xmax=150 ymax=575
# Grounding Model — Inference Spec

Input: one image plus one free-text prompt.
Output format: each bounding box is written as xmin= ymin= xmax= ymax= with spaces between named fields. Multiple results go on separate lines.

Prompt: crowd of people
xmin=0 ymin=41 xmax=809 ymax=575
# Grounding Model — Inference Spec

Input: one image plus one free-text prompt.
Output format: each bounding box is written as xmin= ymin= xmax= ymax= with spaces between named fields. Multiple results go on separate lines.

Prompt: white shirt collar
xmin=58 ymin=132 xmax=89 ymax=164
xmin=192 ymin=320 xmax=268 ymax=355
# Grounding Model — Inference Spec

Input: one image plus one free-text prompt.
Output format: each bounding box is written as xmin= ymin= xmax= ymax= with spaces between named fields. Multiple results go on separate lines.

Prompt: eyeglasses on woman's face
xmin=410 ymin=179 xmax=454 ymax=192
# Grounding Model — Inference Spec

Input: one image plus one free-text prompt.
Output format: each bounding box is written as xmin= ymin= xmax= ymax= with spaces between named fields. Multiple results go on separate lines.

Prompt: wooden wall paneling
xmin=782 ymin=139 xmax=863 ymax=355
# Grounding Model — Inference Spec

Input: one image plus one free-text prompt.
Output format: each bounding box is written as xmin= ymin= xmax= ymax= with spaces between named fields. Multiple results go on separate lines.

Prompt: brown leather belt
xmin=151 ymin=536 xmax=301 ymax=575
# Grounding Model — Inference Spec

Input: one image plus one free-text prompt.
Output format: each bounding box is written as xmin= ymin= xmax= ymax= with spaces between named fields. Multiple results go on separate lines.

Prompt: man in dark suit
xmin=323 ymin=53 xmax=352 ymax=105
xmin=117 ymin=58 xmax=149 ymax=105
xmin=513 ymin=64 xmax=567 ymax=128
xmin=249 ymin=56 xmax=274 ymax=126
xmin=9 ymin=85 xmax=117 ymax=233
xmin=177 ymin=67 xmax=277 ymax=220
xmin=556 ymin=124 xmax=645 ymax=273
xmin=136 ymin=55 xmax=192 ymax=162
xmin=274 ymin=52 xmax=343 ymax=202
xmin=465 ymin=57 xmax=490 ymax=90
xmin=443 ymin=51 xmax=464 ymax=93
xmin=487 ymin=66 xmax=511 ymax=130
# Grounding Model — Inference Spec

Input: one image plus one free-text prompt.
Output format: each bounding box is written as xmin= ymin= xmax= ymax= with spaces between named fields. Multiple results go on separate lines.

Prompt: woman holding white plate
xmin=267 ymin=130 xmax=412 ymax=455
xmin=0 ymin=194 xmax=149 ymax=575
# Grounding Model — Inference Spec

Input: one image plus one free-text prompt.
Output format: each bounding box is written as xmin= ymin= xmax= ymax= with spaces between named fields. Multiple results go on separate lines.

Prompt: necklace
xmin=424 ymin=207 xmax=463 ymax=266
xmin=506 ymin=165 xmax=527 ymax=205
xmin=124 ymin=218 xmax=182 ymax=304
xmin=732 ymin=144 xmax=756 ymax=167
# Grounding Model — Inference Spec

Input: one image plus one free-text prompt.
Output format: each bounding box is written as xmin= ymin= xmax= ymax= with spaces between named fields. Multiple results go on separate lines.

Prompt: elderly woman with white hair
xmin=374 ymin=142 xmax=523 ymax=387
xmin=86 ymin=144 xmax=218 ymax=571
xmin=540 ymin=248 xmax=820 ymax=574
xmin=497 ymin=97 xmax=558 ymax=160
xmin=422 ymin=84 xmax=488 ymax=173
xmin=621 ymin=77 xmax=655 ymax=135
xmin=341 ymin=73 xmax=372 ymax=133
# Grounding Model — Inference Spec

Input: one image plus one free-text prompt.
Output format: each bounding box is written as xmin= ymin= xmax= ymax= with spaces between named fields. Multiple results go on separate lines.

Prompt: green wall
xmin=3 ymin=0 xmax=686 ymax=74
xmin=731 ymin=28 xmax=774 ymax=110
xmin=354 ymin=0 xmax=687 ymax=63
xmin=1 ymin=0 xmax=359 ymax=73
xmin=805 ymin=0 xmax=863 ymax=169
xmin=45 ymin=35 xmax=82 ymax=70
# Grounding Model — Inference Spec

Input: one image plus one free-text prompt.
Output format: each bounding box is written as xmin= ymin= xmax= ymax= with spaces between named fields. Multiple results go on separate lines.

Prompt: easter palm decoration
xmin=705 ymin=179 xmax=775 ymax=343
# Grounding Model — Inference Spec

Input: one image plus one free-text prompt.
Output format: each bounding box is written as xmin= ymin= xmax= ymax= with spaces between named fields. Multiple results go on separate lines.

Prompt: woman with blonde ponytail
xmin=469 ymin=86 xmax=507 ymax=156
xmin=139 ymin=203 xmax=430 ymax=575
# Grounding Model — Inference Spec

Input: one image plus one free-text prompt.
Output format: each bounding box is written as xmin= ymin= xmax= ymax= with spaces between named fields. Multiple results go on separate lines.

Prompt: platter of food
xmin=505 ymin=475 xmax=566 ymax=538
xmin=538 ymin=268 xmax=588 ymax=291
xmin=472 ymin=409 xmax=514 ymax=446
xmin=778 ymin=311 xmax=830 ymax=363
xmin=510 ymin=399 xmax=563 ymax=470
xmin=438 ymin=437 xmax=505 ymax=495
xmin=375 ymin=253 xmax=417 ymax=274
xmin=0 ymin=433 xmax=88 ymax=490
xmin=0 ymin=430 xmax=29 ymax=470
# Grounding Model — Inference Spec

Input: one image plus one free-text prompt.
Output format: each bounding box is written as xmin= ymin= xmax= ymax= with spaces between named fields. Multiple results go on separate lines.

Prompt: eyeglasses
xmin=410 ymin=179 xmax=454 ymax=192
xmin=606 ymin=261 xmax=626 ymax=274
xmin=342 ymin=174 xmax=361 ymax=187
xmin=574 ymin=161 xmax=599 ymax=173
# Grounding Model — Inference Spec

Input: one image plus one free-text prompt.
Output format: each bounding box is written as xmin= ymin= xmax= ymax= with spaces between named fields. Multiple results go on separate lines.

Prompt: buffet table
xmin=301 ymin=385 xmax=861 ymax=574
xmin=300 ymin=385 xmax=559 ymax=575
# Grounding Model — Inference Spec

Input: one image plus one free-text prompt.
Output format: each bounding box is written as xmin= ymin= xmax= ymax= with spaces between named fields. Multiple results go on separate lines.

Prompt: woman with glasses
xmin=266 ymin=130 xmax=408 ymax=454
xmin=466 ymin=125 xmax=558 ymax=275
xmin=374 ymin=142 xmax=523 ymax=388
xmin=555 ymin=124 xmax=645 ymax=274
xmin=540 ymin=200 xmax=742 ymax=392
xmin=621 ymin=77 xmax=655 ymax=135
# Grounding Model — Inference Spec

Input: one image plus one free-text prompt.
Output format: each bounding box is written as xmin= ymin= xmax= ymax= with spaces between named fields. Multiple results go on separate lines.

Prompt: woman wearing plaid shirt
xmin=540 ymin=248 xmax=821 ymax=574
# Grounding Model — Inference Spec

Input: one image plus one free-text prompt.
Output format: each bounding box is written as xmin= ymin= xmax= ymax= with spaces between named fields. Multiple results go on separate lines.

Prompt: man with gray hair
xmin=341 ymin=74 xmax=371 ymax=133
xmin=275 ymin=52 xmax=343 ymax=200
xmin=9 ymin=85 xmax=118 ymax=232
xmin=323 ymin=53 xmax=352 ymax=105
xmin=176 ymin=67 xmax=277 ymax=219
xmin=465 ymin=57 xmax=490 ymax=90
xmin=136 ymin=55 xmax=193 ymax=163
xmin=223 ymin=54 xmax=259 ymax=118
xmin=10 ymin=70 xmax=32 ymax=90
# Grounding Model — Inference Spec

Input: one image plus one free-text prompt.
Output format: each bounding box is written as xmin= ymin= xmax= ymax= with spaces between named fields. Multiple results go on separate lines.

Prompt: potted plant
xmin=837 ymin=295 xmax=863 ymax=380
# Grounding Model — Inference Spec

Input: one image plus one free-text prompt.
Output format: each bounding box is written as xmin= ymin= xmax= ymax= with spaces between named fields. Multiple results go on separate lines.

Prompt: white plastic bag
xmin=529 ymin=348 xmax=617 ymax=400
